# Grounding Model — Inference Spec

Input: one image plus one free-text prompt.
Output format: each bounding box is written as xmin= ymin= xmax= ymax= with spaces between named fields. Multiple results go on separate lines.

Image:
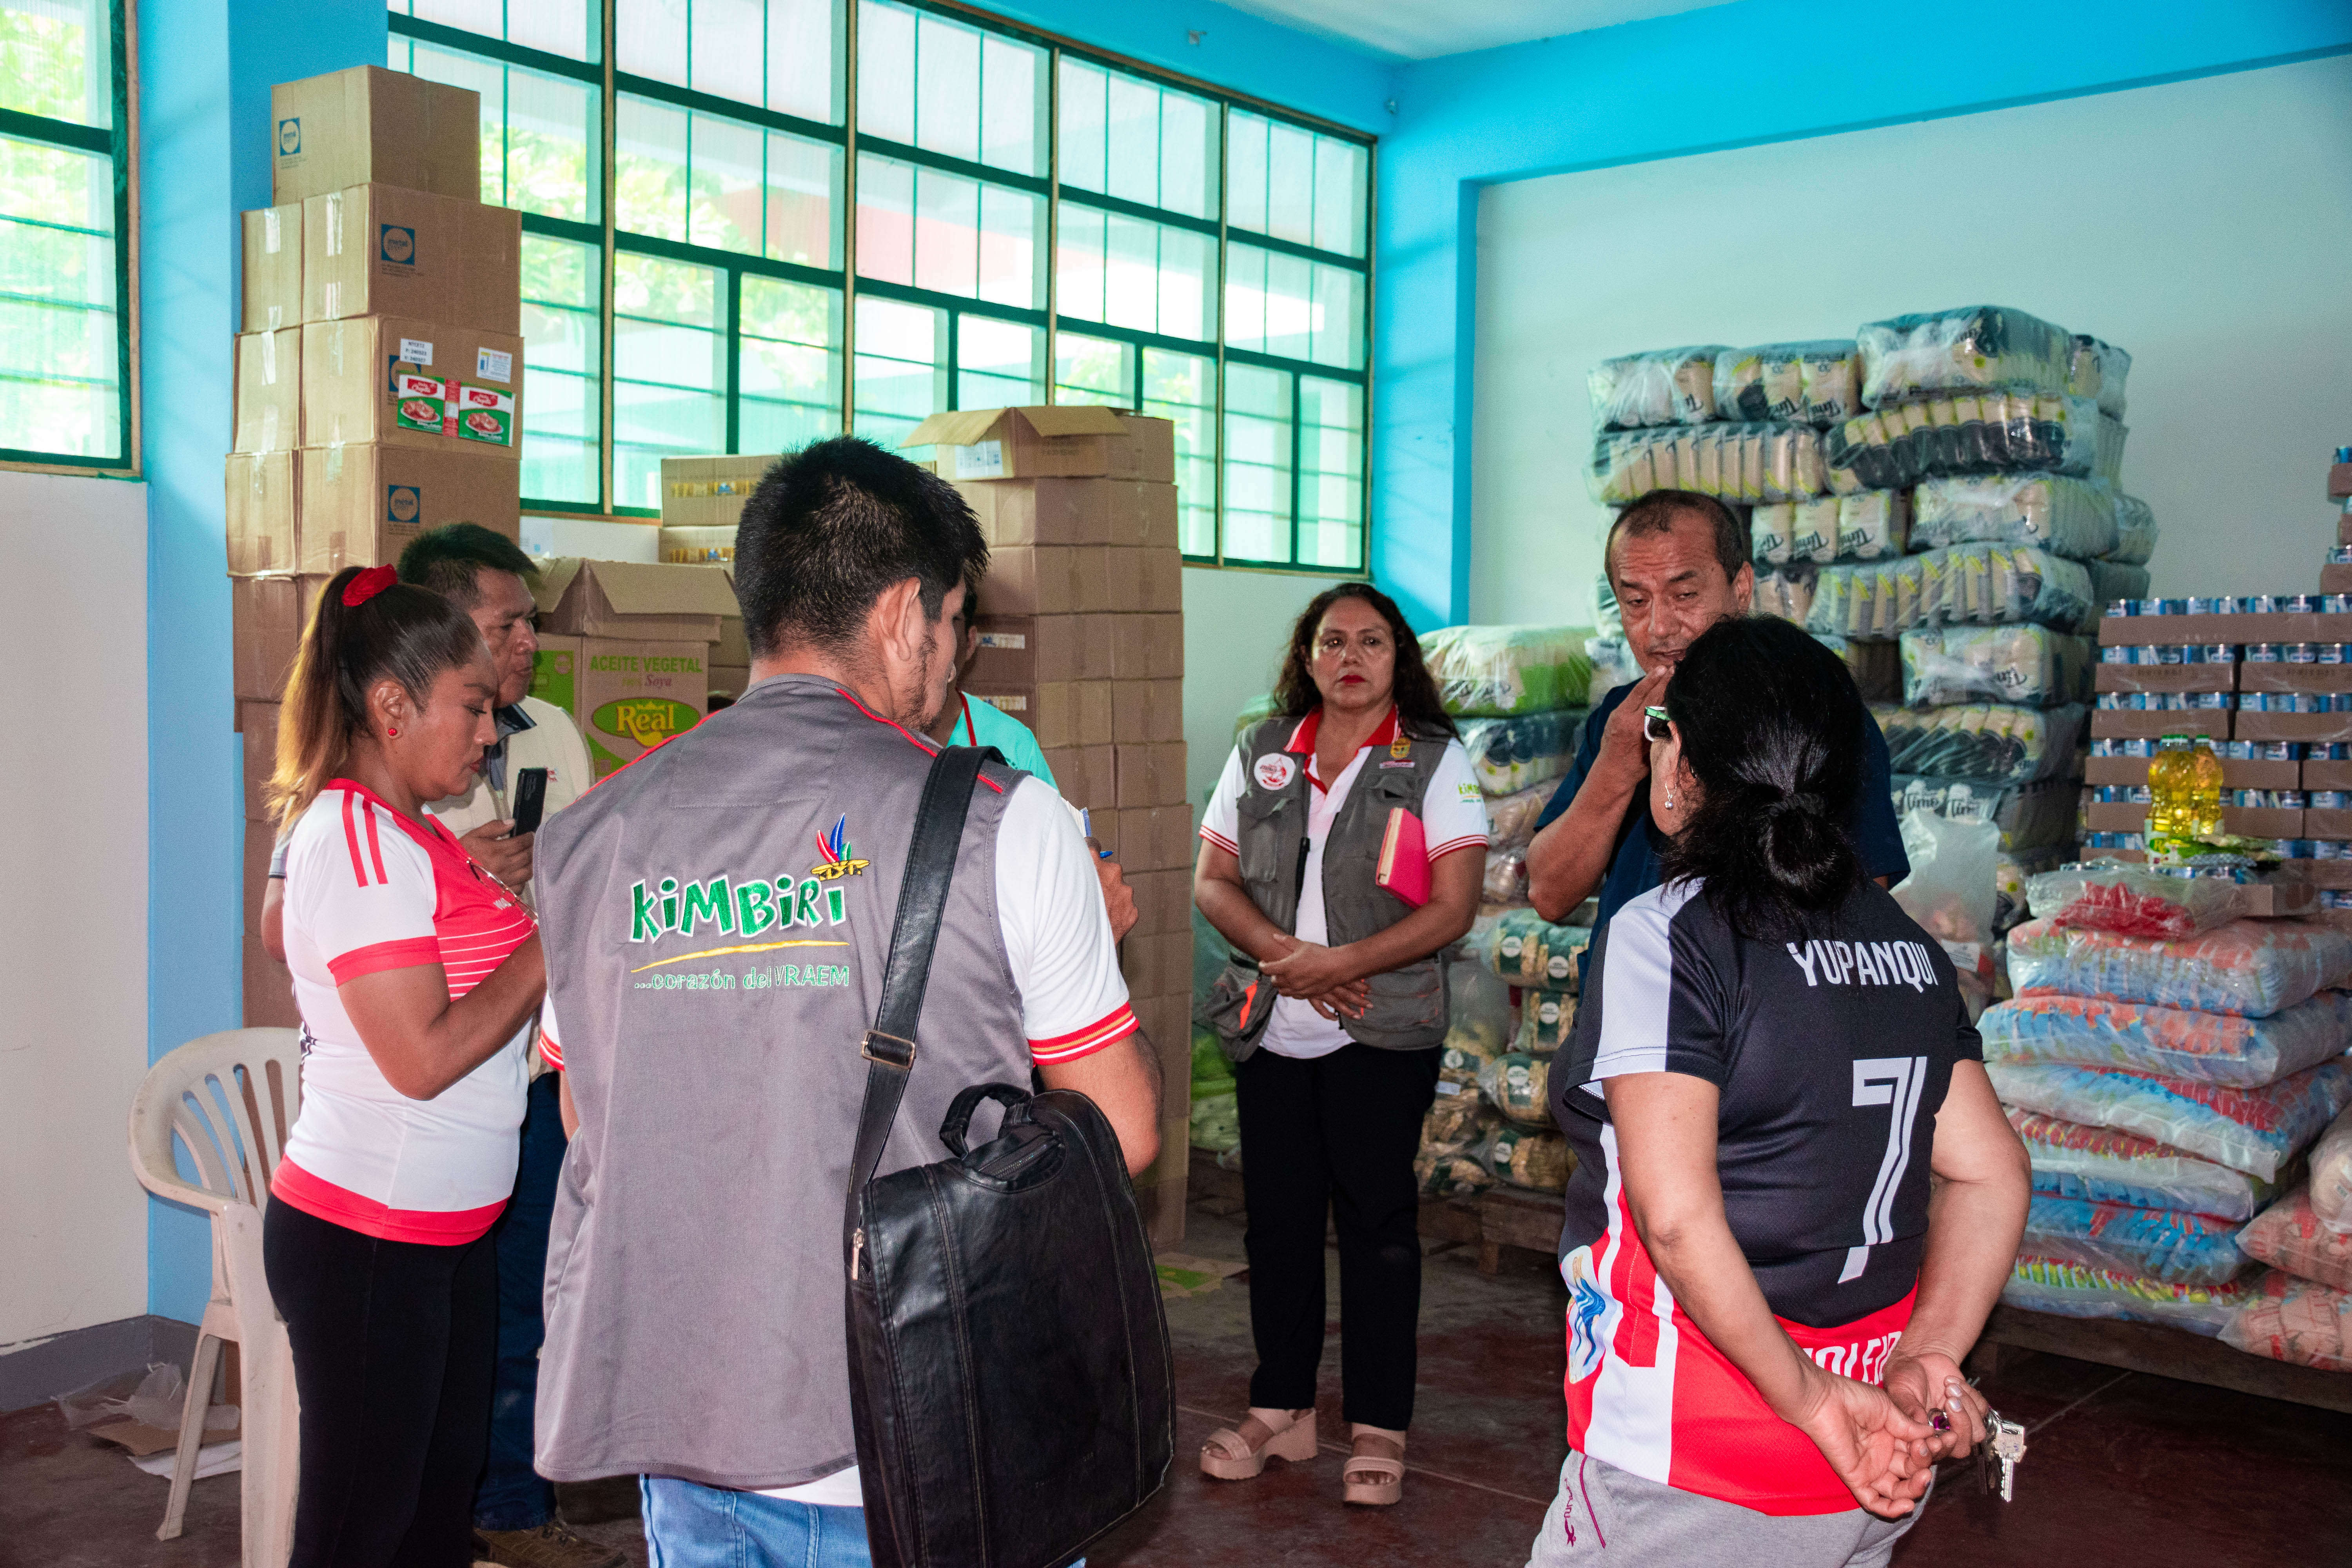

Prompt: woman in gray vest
xmin=1195 ymin=583 xmax=1491 ymax=1507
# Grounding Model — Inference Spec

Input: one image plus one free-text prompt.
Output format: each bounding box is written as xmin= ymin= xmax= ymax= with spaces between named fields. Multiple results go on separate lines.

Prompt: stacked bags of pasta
xmin=1982 ymin=862 xmax=2352 ymax=1336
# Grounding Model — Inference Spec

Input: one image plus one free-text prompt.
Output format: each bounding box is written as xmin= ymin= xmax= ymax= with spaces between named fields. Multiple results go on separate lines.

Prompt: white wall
xmin=0 ymin=470 xmax=151 ymax=1348
xmin=1470 ymin=57 xmax=2352 ymax=622
xmin=1180 ymin=565 xmax=1353 ymax=809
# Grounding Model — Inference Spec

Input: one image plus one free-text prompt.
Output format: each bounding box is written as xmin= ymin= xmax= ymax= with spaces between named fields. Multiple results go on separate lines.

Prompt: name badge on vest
xmin=1254 ymin=753 xmax=1299 ymax=791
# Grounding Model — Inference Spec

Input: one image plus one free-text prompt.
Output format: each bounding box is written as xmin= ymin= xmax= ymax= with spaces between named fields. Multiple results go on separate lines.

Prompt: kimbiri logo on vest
xmin=622 ymin=832 xmax=867 ymax=990
xmin=810 ymin=815 xmax=869 ymax=880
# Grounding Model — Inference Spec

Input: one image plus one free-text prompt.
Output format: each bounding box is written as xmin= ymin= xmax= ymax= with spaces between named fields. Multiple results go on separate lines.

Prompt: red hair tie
xmin=342 ymin=564 xmax=398 ymax=607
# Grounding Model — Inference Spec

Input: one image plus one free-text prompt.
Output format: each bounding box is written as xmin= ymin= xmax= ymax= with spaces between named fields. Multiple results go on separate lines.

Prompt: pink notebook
xmin=1376 ymin=807 xmax=1432 ymax=908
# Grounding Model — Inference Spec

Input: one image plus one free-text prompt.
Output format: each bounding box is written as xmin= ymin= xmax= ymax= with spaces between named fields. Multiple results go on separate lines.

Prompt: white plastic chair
xmin=127 ymin=1028 xmax=304 ymax=1568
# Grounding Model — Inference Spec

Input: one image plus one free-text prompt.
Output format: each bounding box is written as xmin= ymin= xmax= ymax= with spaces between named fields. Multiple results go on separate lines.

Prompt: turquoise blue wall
xmin=142 ymin=0 xmax=387 ymax=1323
xmin=1370 ymin=0 xmax=2352 ymax=631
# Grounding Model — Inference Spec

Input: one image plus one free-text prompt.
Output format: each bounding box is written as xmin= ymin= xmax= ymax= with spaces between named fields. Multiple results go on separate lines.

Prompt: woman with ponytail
xmin=1526 ymin=616 xmax=2029 ymax=1568
xmin=262 ymin=565 xmax=549 ymax=1568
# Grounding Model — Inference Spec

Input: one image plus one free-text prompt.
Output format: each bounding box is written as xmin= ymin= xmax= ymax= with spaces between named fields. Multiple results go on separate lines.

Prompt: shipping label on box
xmin=226 ymin=449 xmax=300 ymax=575
xmin=302 ymin=316 xmax=524 ymax=456
xmin=532 ymin=636 xmax=710 ymax=778
xmin=240 ymin=204 xmax=302 ymax=332
xmin=298 ymin=441 xmax=519 ymax=573
xmin=233 ymin=328 xmax=303 ymax=453
xmin=304 ymin=183 xmax=521 ymax=334
xmin=271 ymin=66 xmax=480 ymax=205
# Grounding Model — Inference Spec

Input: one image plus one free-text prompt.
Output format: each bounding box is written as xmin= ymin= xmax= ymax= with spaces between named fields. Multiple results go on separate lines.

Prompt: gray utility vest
xmin=531 ymin=675 xmax=1036 ymax=1492
xmin=1201 ymin=715 xmax=1452 ymax=1061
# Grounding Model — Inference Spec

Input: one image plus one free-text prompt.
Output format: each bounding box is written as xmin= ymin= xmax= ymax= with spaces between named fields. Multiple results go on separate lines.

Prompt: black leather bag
xmin=845 ymin=745 xmax=1175 ymax=1568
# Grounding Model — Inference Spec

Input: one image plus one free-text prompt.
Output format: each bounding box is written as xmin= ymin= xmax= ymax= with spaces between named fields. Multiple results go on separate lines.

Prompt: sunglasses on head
xmin=1643 ymin=705 xmax=1674 ymax=744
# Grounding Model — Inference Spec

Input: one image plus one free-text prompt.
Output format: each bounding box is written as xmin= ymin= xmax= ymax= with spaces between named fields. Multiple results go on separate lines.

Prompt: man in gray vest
xmin=530 ymin=436 xmax=1162 ymax=1566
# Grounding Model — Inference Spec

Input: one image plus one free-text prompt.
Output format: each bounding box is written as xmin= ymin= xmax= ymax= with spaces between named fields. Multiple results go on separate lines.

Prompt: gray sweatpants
xmin=1524 ymin=1450 xmax=1927 ymax=1568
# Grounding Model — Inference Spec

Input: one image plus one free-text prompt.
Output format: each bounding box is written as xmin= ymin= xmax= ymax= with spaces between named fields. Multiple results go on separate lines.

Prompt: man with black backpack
xmin=529 ymin=437 xmax=1163 ymax=1566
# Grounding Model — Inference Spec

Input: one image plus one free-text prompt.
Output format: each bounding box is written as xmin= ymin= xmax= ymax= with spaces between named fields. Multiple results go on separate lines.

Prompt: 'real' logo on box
xmin=378 ymin=224 xmax=416 ymax=267
xmin=385 ymin=485 xmax=421 ymax=525
xmin=276 ymin=118 xmax=300 ymax=155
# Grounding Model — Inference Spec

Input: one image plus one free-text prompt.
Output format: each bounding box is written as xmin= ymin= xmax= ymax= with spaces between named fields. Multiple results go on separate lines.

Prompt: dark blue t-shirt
xmin=1535 ymin=681 xmax=1911 ymax=971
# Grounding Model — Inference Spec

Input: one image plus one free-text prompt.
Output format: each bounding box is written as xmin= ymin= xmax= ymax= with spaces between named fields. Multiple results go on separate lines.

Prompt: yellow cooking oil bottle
xmin=2147 ymin=735 xmax=2190 ymax=837
xmin=2186 ymin=735 xmax=2224 ymax=837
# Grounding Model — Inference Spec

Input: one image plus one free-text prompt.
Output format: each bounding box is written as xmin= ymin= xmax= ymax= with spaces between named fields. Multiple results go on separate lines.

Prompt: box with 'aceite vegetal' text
xmin=531 ymin=636 xmax=710 ymax=779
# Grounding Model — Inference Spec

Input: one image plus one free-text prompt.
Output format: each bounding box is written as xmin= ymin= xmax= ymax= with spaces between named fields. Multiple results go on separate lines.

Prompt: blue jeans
xmin=474 ymin=1073 xmax=568 ymax=1531
xmin=641 ymin=1479 xmax=872 ymax=1568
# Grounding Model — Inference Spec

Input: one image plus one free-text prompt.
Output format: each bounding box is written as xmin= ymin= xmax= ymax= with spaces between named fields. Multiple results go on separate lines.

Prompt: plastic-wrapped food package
xmin=1459 ymin=709 xmax=1587 ymax=796
xmin=2220 ymin=1272 xmax=2352 ymax=1370
xmin=2236 ymin=1185 xmax=2352 ymax=1292
xmin=1893 ymin=809 xmax=1998 ymax=958
xmin=1900 ymin=625 xmax=2091 ymax=708
xmin=1837 ymin=490 xmax=1910 ymax=559
xmin=1419 ymin=624 xmax=1596 ymax=717
xmin=1476 ymin=1124 xmax=1573 ymax=1192
xmin=1590 ymin=346 xmax=1729 ymax=430
xmin=1858 ymin=305 xmax=2074 ymax=407
xmin=1751 ymin=503 xmax=1794 ymax=566
xmin=1712 ymin=340 xmax=1863 ymax=426
xmin=1912 ymin=475 xmax=2118 ymax=560
xmin=2088 ymin=561 xmax=2151 ymax=606
xmin=2019 ymin=1193 xmax=2250 ymax=1285
xmin=1478 ymin=1052 xmax=1555 ymax=1128
xmin=2006 ymin=916 xmax=2352 ymax=1018
xmin=2310 ymin=1105 xmax=2352 ymax=1236
xmin=1424 ymin=1082 xmax=1492 ymax=1147
xmin=1517 ymin=990 xmax=1575 ymax=1055
xmin=1896 ymin=775 xmax=2079 ymax=853
xmin=2002 ymin=1255 xmax=2263 ymax=1336
xmin=1190 ymin=1089 xmax=1239 ymax=1154
xmin=2104 ymin=494 xmax=2157 ymax=565
xmin=1586 ymin=634 xmax=1642 ymax=697
xmin=2009 ymin=1107 xmax=2280 ymax=1221
xmin=1786 ymin=496 xmax=1840 ymax=564
xmin=1588 ymin=422 xmax=1831 ymax=505
xmin=1754 ymin=568 xmax=1815 ymax=625
xmin=1807 ymin=546 xmax=2098 ymax=641
xmin=1815 ymin=633 xmax=1901 ymax=704
xmin=1987 ymin=1058 xmax=2352 ymax=1181
xmin=1485 ymin=784 xmax=1554 ymax=853
xmin=1979 ymin=991 xmax=2352 ymax=1089
xmin=1416 ymin=1122 xmax=1499 ymax=1197
xmin=1447 ymin=936 xmax=1517 ymax=1058
xmin=2067 ymin=334 xmax=2132 ymax=417
xmin=1824 ymin=393 xmax=2099 ymax=490
xmin=1875 ymin=703 xmax=2086 ymax=786
xmin=1193 ymin=1029 xmax=1236 ymax=1096
xmin=1479 ymin=907 xmax=1592 ymax=989
xmin=1484 ymin=847 xmax=1529 ymax=906
xmin=2024 ymin=861 xmax=2248 ymax=939
xmin=1996 ymin=845 xmax=2064 ymax=933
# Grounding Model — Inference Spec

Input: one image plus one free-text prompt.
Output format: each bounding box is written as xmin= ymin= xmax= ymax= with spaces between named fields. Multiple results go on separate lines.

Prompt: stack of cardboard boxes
xmin=657 ymin=454 xmax=775 ymax=562
xmin=229 ymin=65 xmax=523 ymax=1025
xmin=904 ymin=406 xmax=1194 ymax=1238
xmin=526 ymin=559 xmax=742 ymax=777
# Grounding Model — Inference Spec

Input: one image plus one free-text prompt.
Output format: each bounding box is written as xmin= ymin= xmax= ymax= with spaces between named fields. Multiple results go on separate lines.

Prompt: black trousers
xmin=1232 ymin=1041 xmax=1440 ymax=1431
xmin=263 ymin=1196 xmax=498 ymax=1568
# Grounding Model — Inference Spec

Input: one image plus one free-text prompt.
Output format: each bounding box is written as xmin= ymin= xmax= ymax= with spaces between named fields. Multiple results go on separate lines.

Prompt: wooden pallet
xmin=1970 ymin=1305 xmax=2352 ymax=1414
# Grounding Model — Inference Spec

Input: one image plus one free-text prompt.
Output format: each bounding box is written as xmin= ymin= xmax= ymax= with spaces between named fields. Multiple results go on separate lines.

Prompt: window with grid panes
xmin=388 ymin=0 xmax=1370 ymax=568
xmin=0 ymin=0 xmax=133 ymax=470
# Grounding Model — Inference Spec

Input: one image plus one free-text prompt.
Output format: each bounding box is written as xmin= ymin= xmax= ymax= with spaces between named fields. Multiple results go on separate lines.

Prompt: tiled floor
xmin=6 ymin=1197 xmax=2350 ymax=1567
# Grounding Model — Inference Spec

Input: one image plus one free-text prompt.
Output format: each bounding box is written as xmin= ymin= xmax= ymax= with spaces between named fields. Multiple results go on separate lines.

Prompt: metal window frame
xmin=0 ymin=0 xmax=141 ymax=476
xmin=388 ymin=0 xmax=1373 ymax=568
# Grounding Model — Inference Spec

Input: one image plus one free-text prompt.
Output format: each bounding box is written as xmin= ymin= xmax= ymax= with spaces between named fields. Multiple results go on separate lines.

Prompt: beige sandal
xmin=1342 ymin=1423 xmax=1406 ymax=1506
xmin=1200 ymin=1406 xmax=1318 ymax=1480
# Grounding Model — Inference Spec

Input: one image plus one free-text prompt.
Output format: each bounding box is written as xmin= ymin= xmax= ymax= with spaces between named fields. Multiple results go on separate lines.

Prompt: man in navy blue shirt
xmin=1527 ymin=490 xmax=1909 ymax=967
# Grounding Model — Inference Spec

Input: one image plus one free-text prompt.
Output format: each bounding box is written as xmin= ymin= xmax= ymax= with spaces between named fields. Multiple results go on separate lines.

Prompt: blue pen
xmin=1081 ymin=807 xmax=1112 ymax=859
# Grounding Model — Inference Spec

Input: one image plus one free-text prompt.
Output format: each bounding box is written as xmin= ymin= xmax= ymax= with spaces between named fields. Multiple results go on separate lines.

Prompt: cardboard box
xmin=1125 ymin=868 xmax=1193 ymax=937
xmin=661 ymin=524 xmax=739 ymax=563
xmin=299 ymin=442 xmax=519 ymax=573
xmin=2324 ymin=563 xmax=2352 ymax=598
xmin=2094 ymin=664 xmax=2238 ymax=694
xmin=531 ymin=636 xmax=710 ymax=779
xmin=239 ymin=701 xmax=279 ymax=822
xmin=2308 ymin=760 xmax=2352 ymax=791
xmin=1119 ymin=931 xmax=1195 ymax=1002
xmin=2332 ymin=462 xmax=2352 ymax=499
xmin=970 ymin=615 xmax=1103 ymax=686
xmin=303 ymin=316 xmax=524 ymax=455
xmin=304 ymin=184 xmax=521 ymax=334
xmin=244 ymin=935 xmax=300 ymax=1029
xmin=2099 ymin=612 xmax=2352 ymax=646
xmin=905 ymin=406 xmax=1176 ymax=484
xmin=2307 ymin=808 xmax=2352 ymax=839
xmin=2089 ymin=710 xmax=2229 ymax=740
xmin=2234 ymin=712 xmax=2352 ymax=744
xmin=533 ymin=557 xmax=740 ymax=643
xmin=270 ymin=66 xmax=479 ymax=205
xmin=1107 ymin=615 xmax=1183 ymax=680
xmin=233 ymin=328 xmax=302 ymax=453
xmin=2308 ymin=862 xmax=2352 ymax=890
xmin=1111 ymin=679 xmax=1185 ymax=745
xmin=1140 ymin=548 xmax=1183 ymax=614
xmin=954 ymin=476 xmax=1180 ymax=548
xmin=243 ymin=820 xmax=276 ymax=936
xmin=708 ymin=665 xmax=751 ymax=700
xmin=660 ymin=454 xmax=776 ymax=527
xmin=232 ymin=574 xmax=327 ymax=702
xmin=1113 ymin=741 xmax=1188 ymax=809
xmin=715 ymin=615 xmax=750 ymax=666
xmin=1123 ymin=804 xmax=1198 ymax=871
xmin=2241 ymin=664 xmax=2352 ymax=693
xmin=2083 ymin=755 xmax=2299 ymax=790
xmin=225 ymin=450 xmax=300 ymax=575
xmin=1043 ymin=744 xmax=1115 ymax=811
xmin=241 ymin=203 xmax=302 ymax=331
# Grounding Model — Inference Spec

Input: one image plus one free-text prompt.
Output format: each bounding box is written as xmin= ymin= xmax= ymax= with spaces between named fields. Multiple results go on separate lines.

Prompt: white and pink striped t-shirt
xmin=275 ymin=779 xmax=537 ymax=1244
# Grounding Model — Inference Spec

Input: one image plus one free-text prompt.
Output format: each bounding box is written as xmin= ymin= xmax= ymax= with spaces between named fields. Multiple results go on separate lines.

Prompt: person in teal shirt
xmin=927 ymin=571 xmax=1056 ymax=786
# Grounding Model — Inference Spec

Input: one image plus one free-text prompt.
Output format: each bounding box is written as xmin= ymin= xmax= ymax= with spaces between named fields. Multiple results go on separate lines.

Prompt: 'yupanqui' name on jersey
xmin=1784 ymin=936 xmax=1941 ymax=993
xmin=630 ymin=873 xmax=849 ymax=942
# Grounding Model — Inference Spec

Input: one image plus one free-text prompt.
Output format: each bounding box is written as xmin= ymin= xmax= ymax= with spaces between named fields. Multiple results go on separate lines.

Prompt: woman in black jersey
xmin=1526 ymin=616 xmax=2029 ymax=1568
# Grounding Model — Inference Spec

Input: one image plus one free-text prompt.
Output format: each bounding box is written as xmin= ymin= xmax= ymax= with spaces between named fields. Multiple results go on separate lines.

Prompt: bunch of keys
xmin=1978 ymin=1408 xmax=2027 ymax=1502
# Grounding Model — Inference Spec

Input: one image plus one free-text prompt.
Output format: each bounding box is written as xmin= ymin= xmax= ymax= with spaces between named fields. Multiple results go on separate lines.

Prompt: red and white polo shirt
xmin=274 ymin=779 xmax=538 ymax=1244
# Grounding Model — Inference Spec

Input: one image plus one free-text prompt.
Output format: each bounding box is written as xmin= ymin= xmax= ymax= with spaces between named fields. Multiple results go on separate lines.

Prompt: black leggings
xmin=263 ymin=1197 xmax=497 ymax=1568
xmin=1232 ymin=1042 xmax=1440 ymax=1431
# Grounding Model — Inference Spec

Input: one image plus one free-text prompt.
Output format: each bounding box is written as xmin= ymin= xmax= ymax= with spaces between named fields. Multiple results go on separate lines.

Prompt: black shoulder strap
xmin=846 ymin=744 xmax=988 ymax=1206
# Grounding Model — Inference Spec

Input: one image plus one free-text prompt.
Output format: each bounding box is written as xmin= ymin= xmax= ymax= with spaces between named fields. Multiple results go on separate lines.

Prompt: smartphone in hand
xmin=508 ymin=767 xmax=549 ymax=838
